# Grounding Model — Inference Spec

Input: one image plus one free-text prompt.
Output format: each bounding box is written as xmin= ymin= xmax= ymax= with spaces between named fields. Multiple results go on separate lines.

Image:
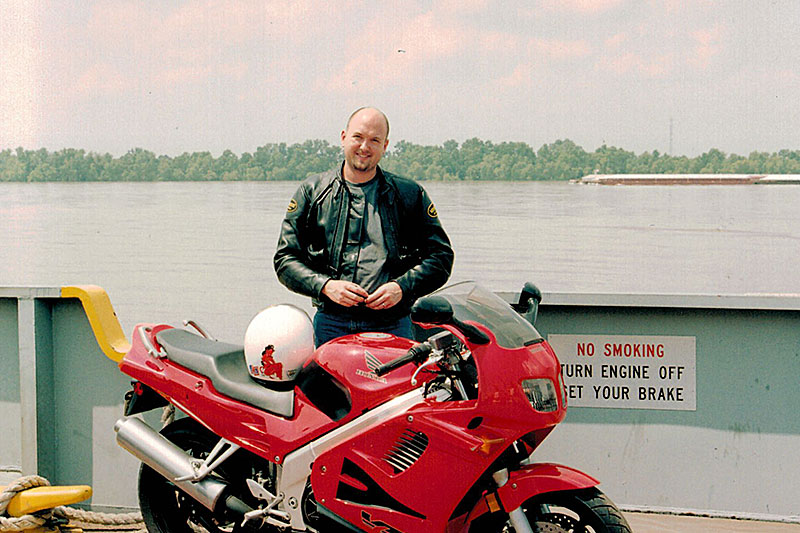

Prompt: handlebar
xmin=374 ymin=343 xmax=433 ymax=377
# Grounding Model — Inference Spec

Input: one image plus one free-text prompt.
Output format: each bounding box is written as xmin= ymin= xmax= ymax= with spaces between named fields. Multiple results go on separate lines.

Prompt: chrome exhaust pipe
xmin=114 ymin=416 xmax=228 ymax=511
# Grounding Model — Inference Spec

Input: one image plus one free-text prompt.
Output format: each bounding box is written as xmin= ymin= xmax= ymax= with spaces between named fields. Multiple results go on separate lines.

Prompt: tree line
xmin=2 ymin=139 xmax=800 ymax=182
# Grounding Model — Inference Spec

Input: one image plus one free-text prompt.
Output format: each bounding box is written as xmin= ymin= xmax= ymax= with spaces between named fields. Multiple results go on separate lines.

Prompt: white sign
xmin=548 ymin=334 xmax=696 ymax=411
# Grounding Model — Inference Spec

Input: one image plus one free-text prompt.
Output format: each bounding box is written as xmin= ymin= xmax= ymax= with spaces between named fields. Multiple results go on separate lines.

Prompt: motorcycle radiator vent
xmin=383 ymin=429 xmax=429 ymax=473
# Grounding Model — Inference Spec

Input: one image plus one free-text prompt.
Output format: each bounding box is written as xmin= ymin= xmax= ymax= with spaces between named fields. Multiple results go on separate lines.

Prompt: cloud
xmin=159 ymin=1 xmax=325 ymax=45
xmin=0 ymin=0 xmax=44 ymax=148
xmin=593 ymin=18 xmax=725 ymax=79
xmin=74 ymin=63 xmax=128 ymax=95
xmin=321 ymin=4 xmax=593 ymax=94
xmin=86 ymin=0 xmax=322 ymax=46
xmin=494 ymin=63 xmax=536 ymax=88
xmin=488 ymin=37 xmax=590 ymax=92
xmin=72 ymin=0 xmax=336 ymax=96
xmin=322 ymin=9 xmax=474 ymax=92
xmin=690 ymin=23 xmax=724 ymax=68
xmin=529 ymin=38 xmax=592 ymax=60
xmin=605 ymin=32 xmax=627 ymax=49
xmin=435 ymin=0 xmax=492 ymax=14
xmin=594 ymin=50 xmax=674 ymax=78
xmin=536 ymin=0 xmax=625 ymax=14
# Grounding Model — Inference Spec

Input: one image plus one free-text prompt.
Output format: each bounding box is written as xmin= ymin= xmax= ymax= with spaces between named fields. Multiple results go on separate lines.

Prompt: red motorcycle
xmin=114 ymin=281 xmax=631 ymax=533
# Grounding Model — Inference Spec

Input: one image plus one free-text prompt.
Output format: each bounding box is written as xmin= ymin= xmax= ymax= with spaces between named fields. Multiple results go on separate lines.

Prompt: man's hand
xmin=365 ymin=282 xmax=403 ymax=310
xmin=322 ymin=280 xmax=369 ymax=307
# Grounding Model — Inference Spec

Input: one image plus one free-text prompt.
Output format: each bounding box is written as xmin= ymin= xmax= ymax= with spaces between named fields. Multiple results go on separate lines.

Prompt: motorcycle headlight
xmin=521 ymin=379 xmax=558 ymax=413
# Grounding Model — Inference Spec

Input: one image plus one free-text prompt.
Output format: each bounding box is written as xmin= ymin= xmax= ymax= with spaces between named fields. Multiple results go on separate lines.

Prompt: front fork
xmin=492 ymin=468 xmax=534 ymax=533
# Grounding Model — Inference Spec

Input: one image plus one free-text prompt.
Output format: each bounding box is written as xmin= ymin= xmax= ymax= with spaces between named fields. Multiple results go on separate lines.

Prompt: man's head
xmin=341 ymin=107 xmax=390 ymax=183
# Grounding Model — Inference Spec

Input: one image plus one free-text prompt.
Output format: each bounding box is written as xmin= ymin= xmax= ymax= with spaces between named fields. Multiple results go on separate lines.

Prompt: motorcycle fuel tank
xmin=310 ymin=332 xmax=437 ymax=417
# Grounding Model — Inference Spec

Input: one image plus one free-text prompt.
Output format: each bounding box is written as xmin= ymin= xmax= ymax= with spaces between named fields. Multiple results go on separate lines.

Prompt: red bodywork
xmin=309 ymin=325 xmax=574 ymax=532
xmin=120 ymin=316 xmax=595 ymax=532
xmin=121 ymin=329 xmax=433 ymax=462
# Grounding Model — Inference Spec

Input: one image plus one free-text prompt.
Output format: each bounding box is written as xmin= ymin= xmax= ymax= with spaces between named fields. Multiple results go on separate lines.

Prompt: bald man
xmin=274 ymin=107 xmax=454 ymax=346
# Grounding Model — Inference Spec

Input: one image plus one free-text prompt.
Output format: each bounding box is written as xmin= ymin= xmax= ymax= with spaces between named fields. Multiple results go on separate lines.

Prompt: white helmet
xmin=244 ymin=304 xmax=314 ymax=382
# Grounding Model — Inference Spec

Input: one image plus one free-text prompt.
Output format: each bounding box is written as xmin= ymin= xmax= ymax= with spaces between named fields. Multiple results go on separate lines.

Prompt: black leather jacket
xmin=274 ymin=165 xmax=454 ymax=318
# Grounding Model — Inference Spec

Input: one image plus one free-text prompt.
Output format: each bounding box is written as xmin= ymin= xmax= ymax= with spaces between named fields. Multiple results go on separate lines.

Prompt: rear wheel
xmin=470 ymin=487 xmax=632 ymax=533
xmin=138 ymin=417 xmax=271 ymax=533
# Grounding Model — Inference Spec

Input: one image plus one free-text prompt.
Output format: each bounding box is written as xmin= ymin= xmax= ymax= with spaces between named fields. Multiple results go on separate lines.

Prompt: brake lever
xmin=411 ymin=354 xmax=443 ymax=386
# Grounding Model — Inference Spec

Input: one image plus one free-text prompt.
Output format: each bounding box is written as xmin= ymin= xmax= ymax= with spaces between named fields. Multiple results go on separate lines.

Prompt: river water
xmin=2 ymin=181 xmax=799 ymax=340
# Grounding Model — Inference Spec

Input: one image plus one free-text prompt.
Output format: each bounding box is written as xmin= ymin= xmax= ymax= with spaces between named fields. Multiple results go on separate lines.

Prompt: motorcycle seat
xmin=155 ymin=328 xmax=295 ymax=418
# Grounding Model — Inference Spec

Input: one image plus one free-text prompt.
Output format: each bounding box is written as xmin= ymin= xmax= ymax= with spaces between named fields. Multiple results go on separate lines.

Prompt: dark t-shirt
xmin=340 ymin=178 xmax=390 ymax=295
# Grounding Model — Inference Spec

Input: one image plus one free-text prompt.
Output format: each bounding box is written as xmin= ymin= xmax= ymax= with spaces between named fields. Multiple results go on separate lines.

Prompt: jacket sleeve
xmin=392 ymin=186 xmax=454 ymax=301
xmin=273 ymin=184 xmax=330 ymax=298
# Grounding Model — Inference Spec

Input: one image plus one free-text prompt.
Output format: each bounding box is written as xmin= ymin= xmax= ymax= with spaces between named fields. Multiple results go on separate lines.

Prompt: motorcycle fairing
xmin=310 ymin=400 xmax=508 ymax=532
xmin=310 ymin=332 xmax=567 ymax=533
xmin=500 ymin=463 xmax=600 ymax=509
xmin=336 ymin=458 xmax=426 ymax=519
xmin=464 ymin=463 xmax=600 ymax=524
xmin=279 ymin=388 xmax=443 ymax=530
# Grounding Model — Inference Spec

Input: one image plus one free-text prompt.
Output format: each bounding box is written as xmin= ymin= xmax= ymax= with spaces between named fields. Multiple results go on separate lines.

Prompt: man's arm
xmin=391 ymin=187 xmax=454 ymax=301
xmin=273 ymin=185 xmax=331 ymax=298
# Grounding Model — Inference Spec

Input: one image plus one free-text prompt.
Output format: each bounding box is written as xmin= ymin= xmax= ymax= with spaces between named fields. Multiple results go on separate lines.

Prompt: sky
xmin=2 ymin=0 xmax=799 ymax=158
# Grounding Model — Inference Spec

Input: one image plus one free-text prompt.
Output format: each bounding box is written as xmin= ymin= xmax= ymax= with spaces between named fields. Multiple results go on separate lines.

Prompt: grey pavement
xmin=625 ymin=511 xmax=800 ymax=532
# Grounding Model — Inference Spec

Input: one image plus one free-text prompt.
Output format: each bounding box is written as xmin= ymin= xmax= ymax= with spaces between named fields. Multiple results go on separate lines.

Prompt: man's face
xmin=341 ymin=110 xmax=389 ymax=176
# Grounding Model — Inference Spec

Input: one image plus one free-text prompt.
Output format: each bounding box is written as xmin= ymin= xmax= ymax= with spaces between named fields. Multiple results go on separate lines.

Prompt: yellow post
xmin=60 ymin=286 xmax=131 ymax=362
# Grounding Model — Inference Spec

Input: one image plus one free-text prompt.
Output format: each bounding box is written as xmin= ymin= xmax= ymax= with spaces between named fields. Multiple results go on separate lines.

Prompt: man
xmin=274 ymin=107 xmax=454 ymax=346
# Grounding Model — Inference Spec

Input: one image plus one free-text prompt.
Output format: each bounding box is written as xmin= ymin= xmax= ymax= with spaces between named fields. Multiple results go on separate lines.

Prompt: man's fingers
xmin=365 ymin=282 xmax=402 ymax=309
xmin=348 ymin=284 xmax=369 ymax=299
xmin=344 ymin=284 xmax=368 ymax=306
xmin=364 ymin=291 xmax=382 ymax=305
xmin=323 ymin=280 xmax=368 ymax=307
xmin=365 ymin=286 xmax=389 ymax=305
xmin=325 ymin=281 xmax=402 ymax=308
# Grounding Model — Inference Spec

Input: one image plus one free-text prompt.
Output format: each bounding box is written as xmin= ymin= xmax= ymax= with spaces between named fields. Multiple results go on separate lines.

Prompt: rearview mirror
xmin=411 ymin=295 xmax=454 ymax=325
xmin=519 ymin=282 xmax=542 ymax=306
xmin=518 ymin=282 xmax=542 ymax=326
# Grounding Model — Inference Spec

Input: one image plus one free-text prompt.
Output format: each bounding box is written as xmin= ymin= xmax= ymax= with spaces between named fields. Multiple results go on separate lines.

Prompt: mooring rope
xmin=0 ymin=475 xmax=144 ymax=532
xmin=2 ymin=407 xmax=180 ymax=532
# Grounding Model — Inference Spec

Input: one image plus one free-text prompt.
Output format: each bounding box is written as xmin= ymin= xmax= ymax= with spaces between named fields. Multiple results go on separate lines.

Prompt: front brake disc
xmin=532 ymin=522 xmax=568 ymax=533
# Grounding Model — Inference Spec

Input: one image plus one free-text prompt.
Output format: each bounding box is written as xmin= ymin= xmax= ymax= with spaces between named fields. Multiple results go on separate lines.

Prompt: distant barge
xmin=575 ymin=174 xmax=800 ymax=185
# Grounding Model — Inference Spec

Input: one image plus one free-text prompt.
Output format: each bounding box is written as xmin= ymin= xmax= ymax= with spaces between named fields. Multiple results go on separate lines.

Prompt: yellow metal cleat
xmin=1 ymin=484 xmax=92 ymax=517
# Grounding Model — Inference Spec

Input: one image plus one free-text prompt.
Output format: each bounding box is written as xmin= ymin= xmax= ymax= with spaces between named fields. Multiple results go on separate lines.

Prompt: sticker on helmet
xmin=253 ymin=345 xmax=283 ymax=380
xmin=287 ymin=199 xmax=298 ymax=213
xmin=427 ymin=203 xmax=438 ymax=218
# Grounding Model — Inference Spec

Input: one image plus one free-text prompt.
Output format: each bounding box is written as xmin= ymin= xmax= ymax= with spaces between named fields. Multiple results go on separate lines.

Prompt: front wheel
xmin=470 ymin=487 xmax=632 ymax=533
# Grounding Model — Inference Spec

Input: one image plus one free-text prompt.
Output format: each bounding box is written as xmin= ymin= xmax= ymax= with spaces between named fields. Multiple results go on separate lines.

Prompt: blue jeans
xmin=313 ymin=311 xmax=414 ymax=347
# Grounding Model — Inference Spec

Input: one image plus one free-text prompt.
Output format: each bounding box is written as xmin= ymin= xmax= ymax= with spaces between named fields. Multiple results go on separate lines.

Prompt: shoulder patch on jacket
xmin=287 ymin=199 xmax=298 ymax=213
xmin=427 ymin=203 xmax=438 ymax=218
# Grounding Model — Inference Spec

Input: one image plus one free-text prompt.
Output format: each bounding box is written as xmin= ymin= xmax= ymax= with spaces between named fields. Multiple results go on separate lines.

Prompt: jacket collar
xmin=336 ymin=162 xmax=392 ymax=196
